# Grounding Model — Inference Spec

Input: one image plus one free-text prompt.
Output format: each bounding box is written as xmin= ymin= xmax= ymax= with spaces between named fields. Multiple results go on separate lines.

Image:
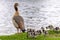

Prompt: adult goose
xmin=12 ymin=3 xmax=25 ymax=33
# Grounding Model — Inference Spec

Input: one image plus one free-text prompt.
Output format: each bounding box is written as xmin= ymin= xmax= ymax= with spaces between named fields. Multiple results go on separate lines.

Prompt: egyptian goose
xmin=12 ymin=3 xmax=25 ymax=33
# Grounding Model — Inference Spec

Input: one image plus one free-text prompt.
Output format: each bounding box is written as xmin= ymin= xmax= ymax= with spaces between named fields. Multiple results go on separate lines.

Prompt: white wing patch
xmin=12 ymin=19 xmax=18 ymax=28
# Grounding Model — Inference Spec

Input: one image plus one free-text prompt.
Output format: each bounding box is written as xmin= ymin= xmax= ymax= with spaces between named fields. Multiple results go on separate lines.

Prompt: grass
xmin=0 ymin=30 xmax=60 ymax=40
xmin=48 ymin=30 xmax=60 ymax=34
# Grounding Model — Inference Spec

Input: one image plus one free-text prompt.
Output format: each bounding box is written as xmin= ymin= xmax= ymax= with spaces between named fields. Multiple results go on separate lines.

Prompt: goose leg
xmin=19 ymin=29 xmax=21 ymax=33
xmin=17 ymin=28 xmax=19 ymax=33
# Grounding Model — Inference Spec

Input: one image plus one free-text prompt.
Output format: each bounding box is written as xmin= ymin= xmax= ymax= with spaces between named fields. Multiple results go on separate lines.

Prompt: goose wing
xmin=13 ymin=16 xmax=24 ymax=29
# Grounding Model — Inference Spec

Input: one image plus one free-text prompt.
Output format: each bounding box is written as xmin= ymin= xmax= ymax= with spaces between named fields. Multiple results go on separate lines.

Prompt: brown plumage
xmin=12 ymin=3 xmax=25 ymax=33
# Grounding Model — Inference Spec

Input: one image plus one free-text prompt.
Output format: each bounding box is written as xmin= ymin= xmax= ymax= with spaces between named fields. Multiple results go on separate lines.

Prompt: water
xmin=0 ymin=0 xmax=60 ymax=35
